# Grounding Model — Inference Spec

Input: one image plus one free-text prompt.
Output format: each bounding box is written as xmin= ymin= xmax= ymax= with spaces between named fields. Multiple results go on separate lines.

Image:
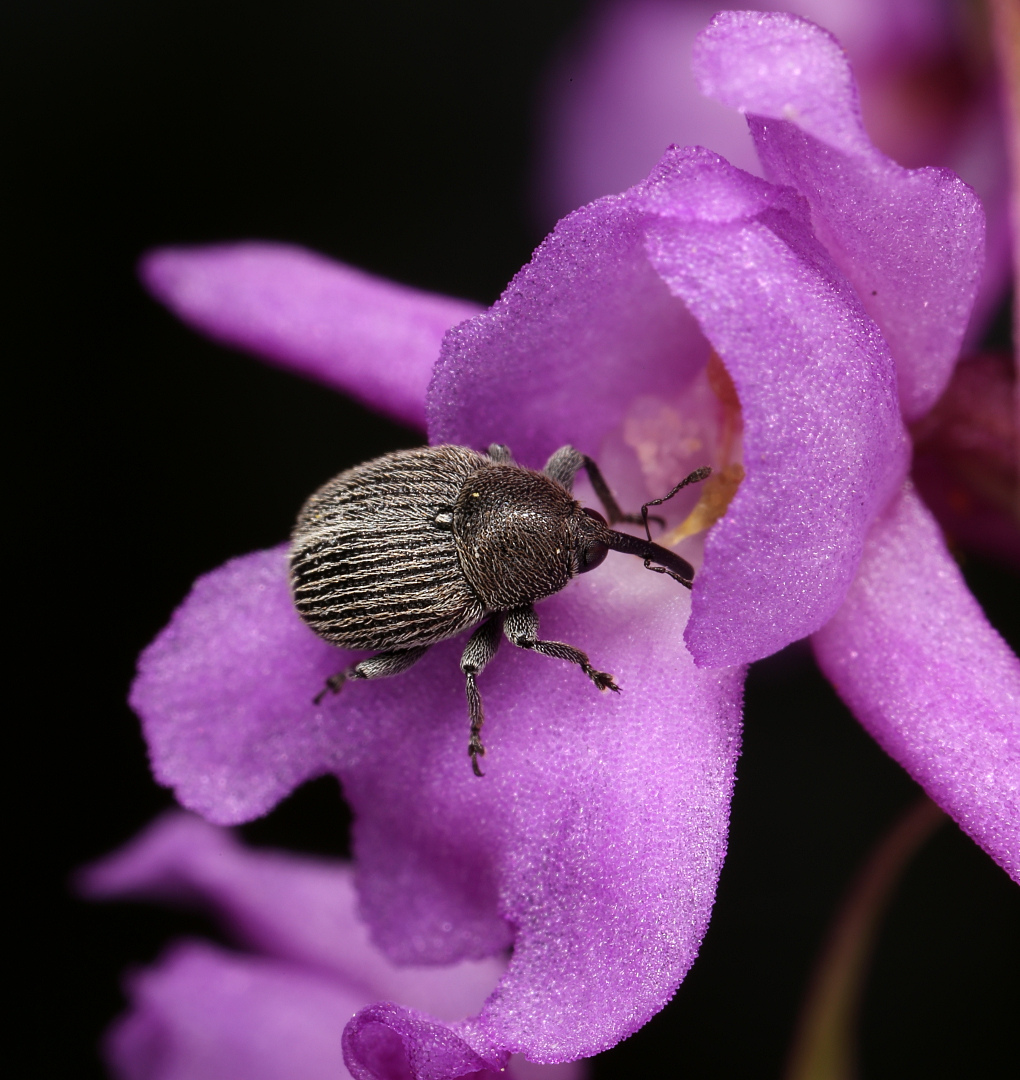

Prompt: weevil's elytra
xmin=289 ymin=443 xmax=710 ymax=777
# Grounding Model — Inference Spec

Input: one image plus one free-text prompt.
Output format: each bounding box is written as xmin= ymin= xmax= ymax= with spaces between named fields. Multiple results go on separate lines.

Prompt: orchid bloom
xmin=82 ymin=812 xmax=579 ymax=1080
xmin=538 ymin=0 xmax=1012 ymax=344
xmin=120 ymin=11 xmax=1017 ymax=1079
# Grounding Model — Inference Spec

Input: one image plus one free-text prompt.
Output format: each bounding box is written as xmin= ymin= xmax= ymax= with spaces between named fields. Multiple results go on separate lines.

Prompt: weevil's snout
xmin=580 ymin=513 xmax=697 ymax=588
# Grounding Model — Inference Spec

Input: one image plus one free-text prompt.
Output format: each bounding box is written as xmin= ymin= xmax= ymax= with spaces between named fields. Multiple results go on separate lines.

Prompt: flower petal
xmin=107 ymin=941 xmax=362 ymax=1080
xmin=132 ymin=539 xmax=743 ymax=1064
xmin=130 ymin=545 xmax=353 ymax=825
xmin=429 ymin=191 xmax=709 ymax=466
xmin=82 ymin=812 xmax=504 ymax=1019
xmin=141 ymin=243 xmax=481 ymax=430
xmin=812 ymin=484 xmax=1020 ymax=882
xmin=336 ymin=557 xmax=743 ymax=1061
xmin=693 ymin=11 xmax=985 ymax=421
xmin=536 ymin=0 xmax=759 ymax=224
xmin=343 ymin=1002 xmax=503 ymax=1080
xmin=432 ymin=146 xmax=908 ymax=667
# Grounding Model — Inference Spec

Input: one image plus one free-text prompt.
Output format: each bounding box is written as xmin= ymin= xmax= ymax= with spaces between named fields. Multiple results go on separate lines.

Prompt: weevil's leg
xmin=487 ymin=443 xmax=514 ymax=464
xmin=582 ymin=453 xmax=665 ymax=529
xmin=460 ymin=615 xmax=502 ymax=777
xmin=542 ymin=445 xmax=585 ymax=491
xmin=313 ymin=645 xmax=430 ymax=705
xmin=542 ymin=445 xmax=665 ymax=527
xmin=503 ymin=605 xmax=620 ymax=693
xmin=639 ymin=466 xmax=712 ymax=542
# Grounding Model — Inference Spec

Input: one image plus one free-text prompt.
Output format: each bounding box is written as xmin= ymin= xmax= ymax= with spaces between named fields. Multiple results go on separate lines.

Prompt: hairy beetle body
xmin=291 ymin=445 xmax=487 ymax=651
xmin=290 ymin=442 xmax=709 ymax=775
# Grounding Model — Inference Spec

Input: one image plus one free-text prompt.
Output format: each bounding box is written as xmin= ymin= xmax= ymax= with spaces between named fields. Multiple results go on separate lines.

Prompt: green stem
xmin=783 ymin=798 xmax=946 ymax=1080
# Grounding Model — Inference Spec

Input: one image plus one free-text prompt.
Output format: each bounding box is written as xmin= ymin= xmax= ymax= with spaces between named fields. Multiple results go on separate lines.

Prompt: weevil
xmin=290 ymin=443 xmax=710 ymax=776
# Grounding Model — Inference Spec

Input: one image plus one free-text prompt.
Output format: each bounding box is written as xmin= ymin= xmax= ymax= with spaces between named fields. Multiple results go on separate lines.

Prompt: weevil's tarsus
xmin=312 ymin=671 xmax=346 ymax=706
xmin=504 ymin=605 xmax=620 ymax=693
xmin=461 ymin=616 xmax=502 ymax=777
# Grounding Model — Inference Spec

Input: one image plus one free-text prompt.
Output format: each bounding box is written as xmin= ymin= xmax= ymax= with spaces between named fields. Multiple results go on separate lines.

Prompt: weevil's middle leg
xmin=313 ymin=645 xmax=430 ymax=705
xmin=460 ymin=616 xmax=503 ymax=777
xmin=503 ymin=605 xmax=620 ymax=694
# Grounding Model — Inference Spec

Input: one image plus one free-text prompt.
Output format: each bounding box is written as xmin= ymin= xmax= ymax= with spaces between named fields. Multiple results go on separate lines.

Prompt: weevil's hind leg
xmin=487 ymin=443 xmax=514 ymax=464
xmin=460 ymin=616 xmax=503 ymax=777
xmin=313 ymin=645 xmax=430 ymax=705
xmin=503 ymin=605 xmax=620 ymax=693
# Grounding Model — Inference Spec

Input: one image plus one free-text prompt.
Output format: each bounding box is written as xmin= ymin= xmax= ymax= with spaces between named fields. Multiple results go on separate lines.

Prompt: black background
xmin=8 ymin=2 xmax=1018 ymax=1078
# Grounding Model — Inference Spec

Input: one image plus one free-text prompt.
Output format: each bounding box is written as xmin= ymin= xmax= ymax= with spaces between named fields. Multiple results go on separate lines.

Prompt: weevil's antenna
xmin=601 ymin=530 xmax=697 ymax=588
xmin=640 ymin=467 xmax=712 ymax=542
xmin=596 ymin=467 xmax=711 ymax=588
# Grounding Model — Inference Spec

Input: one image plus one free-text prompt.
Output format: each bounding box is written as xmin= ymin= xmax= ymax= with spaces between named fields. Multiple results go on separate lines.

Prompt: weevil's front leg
xmin=639 ymin=466 xmax=713 ymax=541
xmin=503 ymin=605 xmax=620 ymax=693
xmin=313 ymin=645 xmax=430 ymax=705
xmin=486 ymin=443 xmax=514 ymax=464
xmin=542 ymin=445 xmax=585 ymax=490
xmin=460 ymin=616 xmax=503 ymax=777
xmin=542 ymin=445 xmax=663 ymax=528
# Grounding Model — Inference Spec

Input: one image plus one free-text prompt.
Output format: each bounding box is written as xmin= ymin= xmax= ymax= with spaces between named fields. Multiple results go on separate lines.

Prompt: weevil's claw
xmin=586 ymin=667 xmax=620 ymax=693
xmin=469 ymin=743 xmax=486 ymax=778
xmin=313 ymin=672 xmax=346 ymax=706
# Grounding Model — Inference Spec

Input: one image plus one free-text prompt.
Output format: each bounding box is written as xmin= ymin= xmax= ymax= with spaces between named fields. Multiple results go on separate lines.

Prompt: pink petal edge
xmin=693 ymin=10 xmax=985 ymax=421
xmin=813 ymin=484 xmax=1020 ymax=881
xmin=141 ymin=242 xmax=482 ymax=431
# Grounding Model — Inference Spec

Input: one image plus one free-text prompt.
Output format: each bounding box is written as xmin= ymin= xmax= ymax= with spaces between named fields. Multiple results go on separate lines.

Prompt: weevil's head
xmin=453 ymin=464 xmax=696 ymax=611
xmin=569 ymin=506 xmax=696 ymax=589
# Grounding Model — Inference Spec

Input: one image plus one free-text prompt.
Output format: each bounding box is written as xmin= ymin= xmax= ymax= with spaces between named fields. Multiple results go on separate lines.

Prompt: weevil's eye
xmin=578 ymin=540 xmax=609 ymax=573
xmin=578 ymin=507 xmax=609 ymax=572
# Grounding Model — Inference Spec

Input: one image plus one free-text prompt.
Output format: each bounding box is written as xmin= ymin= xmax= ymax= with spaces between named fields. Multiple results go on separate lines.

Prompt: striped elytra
xmin=290 ymin=445 xmax=489 ymax=651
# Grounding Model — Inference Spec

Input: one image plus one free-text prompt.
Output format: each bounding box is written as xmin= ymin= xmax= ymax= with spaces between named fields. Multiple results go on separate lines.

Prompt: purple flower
xmin=126 ymin=12 xmax=1018 ymax=1079
xmin=537 ymin=0 xmax=1012 ymax=344
xmin=82 ymin=812 xmax=580 ymax=1080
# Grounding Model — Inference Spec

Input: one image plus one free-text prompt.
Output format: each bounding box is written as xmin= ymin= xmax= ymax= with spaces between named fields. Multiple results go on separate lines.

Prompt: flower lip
xmin=432 ymin=142 xmax=910 ymax=668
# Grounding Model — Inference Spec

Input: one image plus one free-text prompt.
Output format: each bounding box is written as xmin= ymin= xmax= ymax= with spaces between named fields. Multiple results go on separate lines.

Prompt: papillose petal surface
xmin=82 ymin=813 xmax=505 ymax=1018
xmin=131 ymin=542 xmax=744 ymax=1067
xmin=693 ymin=11 xmax=985 ymax=421
xmin=431 ymin=146 xmax=908 ymax=667
xmin=131 ymin=546 xmax=354 ymax=824
xmin=107 ymin=942 xmax=365 ymax=1080
xmin=813 ymin=485 xmax=1020 ymax=881
xmin=141 ymin=243 xmax=481 ymax=430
